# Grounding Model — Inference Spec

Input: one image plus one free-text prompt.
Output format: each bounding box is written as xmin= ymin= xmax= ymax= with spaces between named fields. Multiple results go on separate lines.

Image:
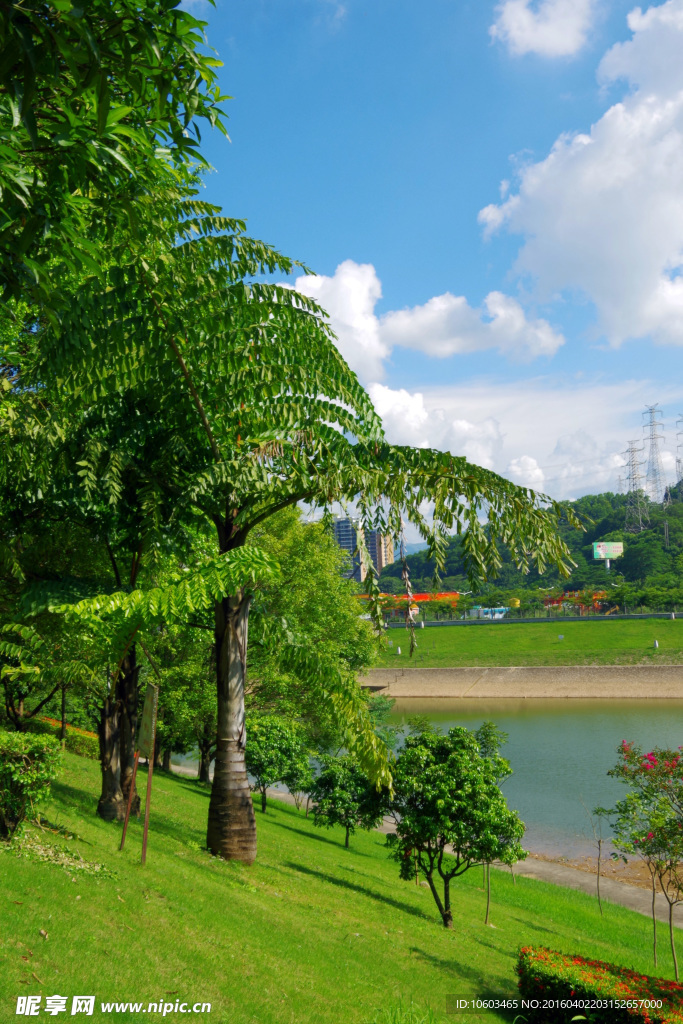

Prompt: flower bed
xmin=517 ymin=947 xmax=683 ymax=1024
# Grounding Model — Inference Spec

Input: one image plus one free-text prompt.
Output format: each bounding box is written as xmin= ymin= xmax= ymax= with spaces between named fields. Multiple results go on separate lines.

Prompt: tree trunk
xmin=97 ymin=696 xmax=125 ymax=821
xmin=425 ymin=872 xmax=450 ymax=928
xmin=443 ymin=875 xmax=453 ymax=929
xmin=485 ymin=863 xmax=491 ymax=925
xmin=162 ymin=748 xmax=172 ymax=772
xmin=116 ymin=647 xmax=140 ymax=817
xmin=345 ymin=824 xmax=350 ymax=848
xmin=596 ymin=838 xmax=603 ymax=916
xmin=207 ymin=589 xmax=257 ymax=863
xmin=154 ymin=744 xmax=163 ymax=769
xmin=198 ymin=746 xmax=211 ymax=783
xmin=261 ymin=788 xmax=267 ymax=813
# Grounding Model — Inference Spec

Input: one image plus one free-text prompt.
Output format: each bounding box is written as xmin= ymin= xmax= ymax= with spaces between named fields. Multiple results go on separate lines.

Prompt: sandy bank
xmin=360 ymin=665 xmax=683 ymax=698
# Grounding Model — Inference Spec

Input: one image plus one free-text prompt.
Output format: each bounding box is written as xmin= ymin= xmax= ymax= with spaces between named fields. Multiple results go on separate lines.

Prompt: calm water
xmin=390 ymin=699 xmax=683 ymax=858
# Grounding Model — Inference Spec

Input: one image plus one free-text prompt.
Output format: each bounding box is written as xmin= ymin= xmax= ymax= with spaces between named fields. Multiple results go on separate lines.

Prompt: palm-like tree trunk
xmin=206 ymin=588 xmax=257 ymax=863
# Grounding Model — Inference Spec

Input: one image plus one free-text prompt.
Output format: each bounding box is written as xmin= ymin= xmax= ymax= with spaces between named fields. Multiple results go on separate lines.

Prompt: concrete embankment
xmin=361 ymin=665 xmax=683 ymax=698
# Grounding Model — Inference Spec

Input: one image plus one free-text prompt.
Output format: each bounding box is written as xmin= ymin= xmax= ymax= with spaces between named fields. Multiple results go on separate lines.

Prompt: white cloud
xmin=294 ymin=261 xmax=389 ymax=383
xmin=481 ymin=0 xmax=683 ymax=348
xmin=365 ymin=377 xmax=683 ymax=499
xmin=507 ymin=454 xmax=546 ymax=487
xmin=380 ymin=290 xmax=564 ymax=360
xmin=295 ymin=261 xmax=563 ymax=383
xmin=367 ymin=385 xmax=430 ymax=447
xmin=490 ymin=0 xmax=596 ymax=58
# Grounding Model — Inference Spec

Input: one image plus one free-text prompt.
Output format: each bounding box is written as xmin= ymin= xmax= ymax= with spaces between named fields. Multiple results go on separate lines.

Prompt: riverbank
xmin=362 ymin=665 xmax=683 ymax=697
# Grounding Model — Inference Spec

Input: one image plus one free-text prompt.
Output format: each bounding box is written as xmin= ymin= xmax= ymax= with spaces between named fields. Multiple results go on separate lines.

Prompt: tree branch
xmin=104 ymin=537 xmax=122 ymax=589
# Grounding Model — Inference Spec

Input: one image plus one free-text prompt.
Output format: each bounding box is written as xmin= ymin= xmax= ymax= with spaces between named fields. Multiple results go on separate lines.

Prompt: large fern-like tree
xmin=11 ymin=177 xmax=579 ymax=863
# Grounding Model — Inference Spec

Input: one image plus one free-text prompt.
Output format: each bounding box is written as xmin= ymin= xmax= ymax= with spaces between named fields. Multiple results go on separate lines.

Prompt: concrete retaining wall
xmin=360 ymin=665 xmax=683 ymax=699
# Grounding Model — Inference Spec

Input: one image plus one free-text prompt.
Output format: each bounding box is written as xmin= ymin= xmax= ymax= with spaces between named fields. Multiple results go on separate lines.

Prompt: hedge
xmin=517 ymin=947 xmax=683 ymax=1024
xmin=26 ymin=718 xmax=99 ymax=760
xmin=0 ymin=732 xmax=62 ymax=840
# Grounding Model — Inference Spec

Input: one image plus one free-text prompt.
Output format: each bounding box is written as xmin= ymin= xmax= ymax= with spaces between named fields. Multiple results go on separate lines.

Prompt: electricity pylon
xmin=643 ymin=404 xmax=666 ymax=504
xmin=623 ymin=439 xmax=649 ymax=533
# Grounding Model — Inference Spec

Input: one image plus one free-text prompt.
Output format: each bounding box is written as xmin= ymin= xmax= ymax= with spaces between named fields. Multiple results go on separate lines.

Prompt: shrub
xmin=517 ymin=947 xmax=683 ymax=1024
xmin=0 ymin=732 xmax=62 ymax=841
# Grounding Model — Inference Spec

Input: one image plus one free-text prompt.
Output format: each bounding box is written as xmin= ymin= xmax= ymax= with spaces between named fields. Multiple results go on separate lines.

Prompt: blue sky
xmin=190 ymin=0 xmax=683 ymax=500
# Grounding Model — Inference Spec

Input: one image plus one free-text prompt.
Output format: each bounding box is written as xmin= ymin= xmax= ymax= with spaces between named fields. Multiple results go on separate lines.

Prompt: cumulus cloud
xmin=294 ymin=261 xmax=563 ymax=383
xmin=490 ymin=0 xmax=596 ymax=58
xmin=480 ymin=0 xmax=683 ymax=349
xmin=381 ymin=290 xmax=563 ymax=360
xmin=366 ymin=385 xmax=431 ymax=447
xmin=294 ymin=261 xmax=389 ymax=383
xmin=507 ymin=454 xmax=545 ymax=487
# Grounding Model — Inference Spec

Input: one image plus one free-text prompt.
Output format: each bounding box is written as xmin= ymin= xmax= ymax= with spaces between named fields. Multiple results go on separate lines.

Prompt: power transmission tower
xmin=623 ymin=439 xmax=649 ymax=533
xmin=643 ymin=404 xmax=665 ymax=504
xmin=677 ymin=415 xmax=683 ymax=485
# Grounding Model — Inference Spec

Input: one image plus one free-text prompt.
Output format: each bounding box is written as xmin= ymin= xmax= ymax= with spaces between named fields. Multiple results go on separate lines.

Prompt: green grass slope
xmin=0 ymin=754 xmax=677 ymax=1024
xmin=378 ymin=618 xmax=683 ymax=668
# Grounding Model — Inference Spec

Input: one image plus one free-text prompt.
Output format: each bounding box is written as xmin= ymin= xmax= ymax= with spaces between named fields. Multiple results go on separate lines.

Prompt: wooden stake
xmin=141 ymin=737 xmax=155 ymax=866
xmin=120 ymin=751 xmax=140 ymax=852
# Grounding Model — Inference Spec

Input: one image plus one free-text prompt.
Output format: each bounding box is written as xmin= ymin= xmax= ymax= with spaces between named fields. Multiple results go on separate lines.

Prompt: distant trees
xmin=379 ymin=489 xmax=683 ymax=596
xmin=387 ymin=727 xmax=525 ymax=929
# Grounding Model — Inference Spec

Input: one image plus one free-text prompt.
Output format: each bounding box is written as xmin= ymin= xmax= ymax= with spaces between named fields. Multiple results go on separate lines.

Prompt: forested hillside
xmin=379 ymin=489 xmax=683 ymax=598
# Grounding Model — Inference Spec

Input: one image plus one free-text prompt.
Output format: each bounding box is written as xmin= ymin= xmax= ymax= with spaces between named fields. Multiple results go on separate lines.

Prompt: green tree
xmin=603 ymin=740 xmax=683 ymax=979
xmin=387 ymin=728 xmax=525 ymax=928
xmin=311 ymin=755 xmax=388 ymax=848
xmin=245 ymin=715 xmax=309 ymax=814
xmin=5 ymin=153 xmax=578 ymax=868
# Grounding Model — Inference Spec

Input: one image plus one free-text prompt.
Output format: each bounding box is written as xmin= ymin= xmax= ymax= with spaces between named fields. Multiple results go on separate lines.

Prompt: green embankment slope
xmin=378 ymin=618 xmax=683 ymax=668
xmin=0 ymin=754 xmax=678 ymax=1023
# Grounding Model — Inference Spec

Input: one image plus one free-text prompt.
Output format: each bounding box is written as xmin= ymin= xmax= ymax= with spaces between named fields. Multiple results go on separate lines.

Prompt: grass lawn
xmin=377 ymin=617 xmax=683 ymax=668
xmin=1 ymin=754 xmax=679 ymax=1024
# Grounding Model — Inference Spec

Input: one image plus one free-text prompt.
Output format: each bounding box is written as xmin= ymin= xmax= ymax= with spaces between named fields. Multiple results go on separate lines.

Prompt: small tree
xmin=283 ymin=759 xmax=314 ymax=812
xmin=603 ymin=740 xmax=683 ymax=975
xmin=245 ymin=715 xmax=310 ymax=813
xmin=387 ymin=727 xmax=525 ymax=929
xmin=311 ymin=755 xmax=387 ymax=848
xmin=475 ymin=721 xmax=512 ymax=920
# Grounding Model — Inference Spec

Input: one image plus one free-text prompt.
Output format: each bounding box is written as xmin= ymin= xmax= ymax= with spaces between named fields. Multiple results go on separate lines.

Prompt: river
xmin=389 ymin=698 xmax=683 ymax=858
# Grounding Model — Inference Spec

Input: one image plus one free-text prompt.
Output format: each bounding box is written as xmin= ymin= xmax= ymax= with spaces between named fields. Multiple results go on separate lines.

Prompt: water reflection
xmin=390 ymin=699 xmax=683 ymax=858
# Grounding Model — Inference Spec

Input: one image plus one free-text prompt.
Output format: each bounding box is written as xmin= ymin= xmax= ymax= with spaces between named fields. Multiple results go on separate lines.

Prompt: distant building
xmin=366 ymin=530 xmax=395 ymax=574
xmin=332 ymin=518 xmax=395 ymax=582
xmin=468 ymin=606 xmax=509 ymax=620
xmin=332 ymin=517 xmax=365 ymax=582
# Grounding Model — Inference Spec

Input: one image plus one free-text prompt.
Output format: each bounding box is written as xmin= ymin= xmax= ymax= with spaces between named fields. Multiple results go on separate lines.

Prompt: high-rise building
xmin=332 ymin=518 xmax=394 ymax=581
xmin=366 ymin=529 xmax=394 ymax=574
xmin=332 ymin=517 xmax=365 ymax=582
